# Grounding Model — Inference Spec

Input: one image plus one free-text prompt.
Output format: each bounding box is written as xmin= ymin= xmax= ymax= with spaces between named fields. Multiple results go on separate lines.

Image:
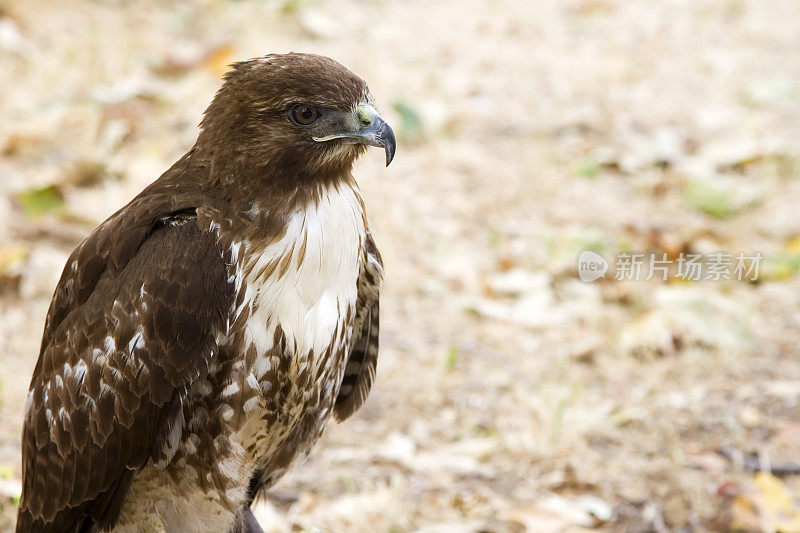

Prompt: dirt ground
xmin=1 ymin=0 xmax=800 ymax=531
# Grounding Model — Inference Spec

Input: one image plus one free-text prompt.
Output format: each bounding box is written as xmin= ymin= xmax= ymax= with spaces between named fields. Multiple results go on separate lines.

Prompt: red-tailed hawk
xmin=16 ymin=53 xmax=394 ymax=532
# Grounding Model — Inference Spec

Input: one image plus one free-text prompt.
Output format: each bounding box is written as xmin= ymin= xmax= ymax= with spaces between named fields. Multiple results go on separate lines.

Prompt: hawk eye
xmin=290 ymin=104 xmax=320 ymax=126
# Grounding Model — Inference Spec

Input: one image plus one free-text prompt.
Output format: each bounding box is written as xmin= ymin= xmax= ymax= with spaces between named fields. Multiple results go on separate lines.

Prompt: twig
xmin=718 ymin=446 xmax=800 ymax=477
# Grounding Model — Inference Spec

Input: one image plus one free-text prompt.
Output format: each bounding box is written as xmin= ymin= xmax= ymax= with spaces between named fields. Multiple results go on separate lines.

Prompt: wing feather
xmin=16 ymin=210 xmax=234 ymax=532
xmin=334 ymin=232 xmax=383 ymax=421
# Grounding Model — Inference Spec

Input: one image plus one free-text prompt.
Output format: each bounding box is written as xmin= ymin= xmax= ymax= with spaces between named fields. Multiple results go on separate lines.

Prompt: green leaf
xmin=280 ymin=0 xmax=304 ymax=15
xmin=445 ymin=344 xmax=459 ymax=372
xmin=338 ymin=473 xmax=356 ymax=493
xmin=391 ymin=100 xmax=423 ymax=141
xmin=684 ymin=179 xmax=733 ymax=219
xmin=576 ymin=157 xmax=600 ymax=179
xmin=760 ymin=254 xmax=800 ymax=281
xmin=487 ymin=226 xmax=502 ymax=250
xmin=15 ymin=185 xmax=64 ymax=217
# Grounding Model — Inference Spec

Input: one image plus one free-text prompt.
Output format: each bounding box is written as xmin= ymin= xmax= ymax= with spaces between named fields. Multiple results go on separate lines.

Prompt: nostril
xmin=361 ymin=117 xmax=372 ymax=127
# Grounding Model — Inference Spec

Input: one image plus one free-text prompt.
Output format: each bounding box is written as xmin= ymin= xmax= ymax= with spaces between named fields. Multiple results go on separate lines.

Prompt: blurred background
xmin=1 ymin=0 xmax=799 ymax=531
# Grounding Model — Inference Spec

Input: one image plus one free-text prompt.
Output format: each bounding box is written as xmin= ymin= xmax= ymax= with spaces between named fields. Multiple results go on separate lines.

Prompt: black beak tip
xmin=383 ymin=124 xmax=396 ymax=167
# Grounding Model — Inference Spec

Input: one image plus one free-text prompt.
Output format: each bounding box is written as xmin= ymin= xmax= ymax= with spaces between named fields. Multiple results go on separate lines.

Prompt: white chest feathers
xmin=233 ymin=183 xmax=366 ymax=367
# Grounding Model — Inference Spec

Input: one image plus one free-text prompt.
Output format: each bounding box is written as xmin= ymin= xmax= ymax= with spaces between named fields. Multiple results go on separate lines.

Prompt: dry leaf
xmin=202 ymin=44 xmax=237 ymax=78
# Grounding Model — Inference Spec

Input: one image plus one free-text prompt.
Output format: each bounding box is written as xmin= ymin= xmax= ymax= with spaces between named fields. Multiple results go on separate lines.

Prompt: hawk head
xmin=198 ymin=53 xmax=396 ymax=185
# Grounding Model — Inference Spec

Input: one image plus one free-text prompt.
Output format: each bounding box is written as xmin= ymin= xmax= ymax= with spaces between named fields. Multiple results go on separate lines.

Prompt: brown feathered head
xmin=197 ymin=53 xmax=395 ymax=185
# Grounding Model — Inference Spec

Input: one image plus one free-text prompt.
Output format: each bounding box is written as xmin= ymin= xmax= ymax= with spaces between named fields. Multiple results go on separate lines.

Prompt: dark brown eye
xmin=290 ymin=104 xmax=320 ymax=126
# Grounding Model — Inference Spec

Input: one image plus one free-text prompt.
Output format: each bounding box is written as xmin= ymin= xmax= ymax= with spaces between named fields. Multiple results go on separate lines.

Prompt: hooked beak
xmin=313 ymin=103 xmax=397 ymax=166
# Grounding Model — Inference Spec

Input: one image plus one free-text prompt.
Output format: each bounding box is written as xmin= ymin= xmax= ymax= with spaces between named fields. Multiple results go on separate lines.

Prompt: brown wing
xmin=16 ymin=212 xmax=234 ymax=532
xmin=334 ymin=232 xmax=383 ymax=421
